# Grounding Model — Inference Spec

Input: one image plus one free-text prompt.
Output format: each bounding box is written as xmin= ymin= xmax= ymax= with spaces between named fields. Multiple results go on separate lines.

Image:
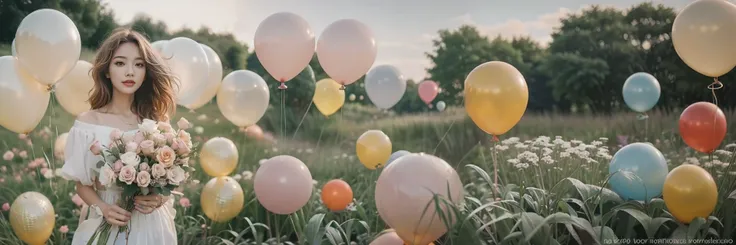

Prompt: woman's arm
xmin=76 ymin=182 xmax=131 ymax=226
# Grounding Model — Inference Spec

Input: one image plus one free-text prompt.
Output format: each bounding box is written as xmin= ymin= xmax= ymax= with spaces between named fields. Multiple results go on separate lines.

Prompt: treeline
xmin=2 ymin=1 xmax=734 ymax=115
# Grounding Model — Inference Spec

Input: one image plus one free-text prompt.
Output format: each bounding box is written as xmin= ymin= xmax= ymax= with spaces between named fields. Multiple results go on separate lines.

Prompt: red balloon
xmin=679 ymin=102 xmax=727 ymax=153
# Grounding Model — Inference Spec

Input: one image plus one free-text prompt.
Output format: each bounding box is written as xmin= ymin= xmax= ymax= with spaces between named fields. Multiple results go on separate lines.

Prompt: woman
xmin=59 ymin=27 xmax=179 ymax=245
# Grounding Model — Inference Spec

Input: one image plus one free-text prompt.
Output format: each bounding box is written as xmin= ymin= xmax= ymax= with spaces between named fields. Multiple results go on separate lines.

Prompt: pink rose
xmin=134 ymin=132 xmax=145 ymax=144
xmin=177 ymin=157 xmax=190 ymax=166
xmin=170 ymin=140 xmax=179 ymax=151
xmin=122 ymin=133 xmax=134 ymax=144
xmin=178 ymin=130 xmax=191 ymax=145
xmin=3 ymin=151 xmax=13 ymax=161
xmin=175 ymin=139 xmax=191 ymax=155
xmin=158 ymin=122 xmax=174 ymax=133
xmin=125 ymin=142 xmax=139 ymax=153
xmin=156 ymin=146 xmax=176 ymax=168
xmin=140 ymin=140 xmax=156 ymax=156
xmin=139 ymin=162 xmax=150 ymax=172
xmin=89 ymin=140 xmax=102 ymax=155
xmin=163 ymin=132 xmax=176 ymax=144
xmin=40 ymin=167 xmax=48 ymax=175
xmin=0 ymin=166 xmax=5 ymax=172
xmin=151 ymin=163 xmax=166 ymax=178
xmin=59 ymin=225 xmax=69 ymax=234
xmin=118 ymin=165 xmax=137 ymax=185
xmin=152 ymin=133 xmax=167 ymax=147
xmin=110 ymin=128 xmax=123 ymax=141
xmin=2 ymin=203 xmax=9 ymax=211
xmin=19 ymin=151 xmax=27 ymax=159
xmin=71 ymin=194 xmax=86 ymax=207
xmin=178 ymin=197 xmax=191 ymax=208
xmin=177 ymin=117 xmax=191 ymax=130
xmin=113 ymin=160 xmax=124 ymax=172
xmin=136 ymin=171 xmax=151 ymax=187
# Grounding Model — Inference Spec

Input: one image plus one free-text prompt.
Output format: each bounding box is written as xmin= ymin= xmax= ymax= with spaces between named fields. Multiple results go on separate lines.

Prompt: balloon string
xmin=491 ymin=135 xmax=499 ymax=199
xmin=292 ymin=100 xmax=314 ymax=140
xmin=432 ymin=118 xmax=457 ymax=155
xmin=708 ymin=77 xmax=723 ymax=106
xmin=280 ymin=89 xmax=285 ymax=143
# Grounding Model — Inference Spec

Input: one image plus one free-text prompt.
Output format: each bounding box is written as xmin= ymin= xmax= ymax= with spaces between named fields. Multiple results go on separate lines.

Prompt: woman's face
xmin=108 ymin=42 xmax=146 ymax=95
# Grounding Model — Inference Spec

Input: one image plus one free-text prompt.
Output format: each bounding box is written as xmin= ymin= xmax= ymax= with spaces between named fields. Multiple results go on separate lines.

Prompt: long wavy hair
xmin=88 ymin=27 xmax=178 ymax=122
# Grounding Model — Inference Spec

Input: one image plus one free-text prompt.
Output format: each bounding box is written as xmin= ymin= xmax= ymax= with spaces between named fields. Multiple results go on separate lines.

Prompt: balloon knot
xmin=708 ymin=78 xmax=724 ymax=90
xmin=278 ymin=82 xmax=288 ymax=90
xmin=339 ymin=84 xmax=346 ymax=90
xmin=636 ymin=113 xmax=649 ymax=120
xmin=492 ymin=135 xmax=500 ymax=142
xmin=46 ymin=85 xmax=54 ymax=92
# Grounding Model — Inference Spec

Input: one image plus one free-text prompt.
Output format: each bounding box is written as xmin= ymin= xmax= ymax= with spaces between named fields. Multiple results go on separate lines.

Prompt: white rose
xmin=138 ymin=119 xmax=159 ymax=134
xmin=167 ymin=166 xmax=187 ymax=185
xmin=98 ymin=165 xmax=116 ymax=187
xmin=120 ymin=152 xmax=140 ymax=167
xmin=151 ymin=163 xmax=167 ymax=179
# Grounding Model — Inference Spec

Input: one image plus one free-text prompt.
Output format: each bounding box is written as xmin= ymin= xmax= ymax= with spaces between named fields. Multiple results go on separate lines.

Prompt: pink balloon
xmin=317 ymin=19 xmax=377 ymax=87
xmin=375 ymin=153 xmax=463 ymax=245
xmin=253 ymin=155 xmax=313 ymax=214
xmin=369 ymin=230 xmax=405 ymax=245
xmin=418 ymin=80 xmax=439 ymax=104
xmin=255 ymin=12 xmax=316 ymax=89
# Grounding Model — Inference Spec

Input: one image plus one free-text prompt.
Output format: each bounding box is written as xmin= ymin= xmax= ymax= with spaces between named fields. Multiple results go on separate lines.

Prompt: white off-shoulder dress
xmin=59 ymin=120 xmax=178 ymax=245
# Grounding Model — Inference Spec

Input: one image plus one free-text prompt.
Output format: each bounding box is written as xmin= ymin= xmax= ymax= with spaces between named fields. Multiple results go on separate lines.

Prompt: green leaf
xmin=617 ymin=208 xmax=654 ymax=238
xmin=523 ymin=212 xmax=598 ymax=244
xmin=729 ymin=189 xmax=736 ymax=200
xmin=141 ymin=187 xmax=149 ymax=195
xmin=519 ymin=212 xmax=549 ymax=244
xmin=648 ymin=217 xmax=675 ymax=239
xmin=305 ymin=213 xmax=326 ymax=245
xmin=687 ymin=217 xmax=707 ymax=239
xmin=96 ymin=160 xmax=105 ymax=169
xmin=593 ymin=226 xmax=618 ymax=245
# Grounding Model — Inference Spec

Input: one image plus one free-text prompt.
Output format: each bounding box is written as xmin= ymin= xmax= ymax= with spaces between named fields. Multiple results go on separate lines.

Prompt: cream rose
xmin=134 ymin=132 xmax=145 ymax=144
xmin=120 ymin=152 xmax=140 ymax=167
xmin=175 ymin=139 xmax=191 ymax=155
xmin=118 ymin=165 xmax=137 ymax=185
xmin=136 ymin=171 xmax=151 ymax=187
xmin=89 ymin=140 xmax=102 ymax=156
xmin=139 ymin=119 xmax=159 ymax=134
xmin=139 ymin=162 xmax=150 ymax=172
xmin=113 ymin=160 xmax=124 ymax=172
xmin=109 ymin=129 xmax=123 ymax=142
xmin=125 ymin=142 xmax=139 ymax=153
xmin=158 ymin=122 xmax=173 ymax=133
xmin=122 ymin=133 xmax=134 ymax=144
xmin=177 ymin=130 xmax=191 ymax=146
xmin=98 ymin=165 xmax=116 ymax=187
xmin=151 ymin=163 xmax=166 ymax=179
xmin=156 ymin=146 xmax=176 ymax=168
xmin=139 ymin=140 xmax=156 ymax=156
xmin=152 ymin=133 xmax=167 ymax=147
xmin=177 ymin=117 xmax=191 ymax=130
xmin=166 ymin=166 xmax=186 ymax=185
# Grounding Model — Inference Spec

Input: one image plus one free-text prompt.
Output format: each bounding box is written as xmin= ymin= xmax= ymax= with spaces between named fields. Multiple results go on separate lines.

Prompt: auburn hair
xmin=88 ymin=27 xmax=178 ymax=122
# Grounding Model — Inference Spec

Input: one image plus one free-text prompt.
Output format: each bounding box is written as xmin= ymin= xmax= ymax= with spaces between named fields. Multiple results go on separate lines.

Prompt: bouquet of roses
xmin=87 ymin=118 xmax=198 ymax=245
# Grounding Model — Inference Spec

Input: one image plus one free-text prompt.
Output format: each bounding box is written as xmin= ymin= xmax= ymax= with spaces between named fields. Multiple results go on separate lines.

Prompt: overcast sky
xmin=99 ymin=0 xmax=692 ymax=81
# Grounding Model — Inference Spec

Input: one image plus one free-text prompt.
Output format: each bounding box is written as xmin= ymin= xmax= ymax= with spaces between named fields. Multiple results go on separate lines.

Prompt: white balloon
xmin=161 ymin=37 xmax=210 ymax=106
xmin=364 ymin=65 xmax=406 ymax=109
xmin=179 ymin=43 xmax=223 ymax=110
xmin=11 ymin=39 xmax=17 ymax=57
xmin=436 ymin=101 xmax=446 ymax=112
xmin=216 ymin=70 xmax=270 ymax=127
xmin=151 ymin=40 xmax=168 ymax=54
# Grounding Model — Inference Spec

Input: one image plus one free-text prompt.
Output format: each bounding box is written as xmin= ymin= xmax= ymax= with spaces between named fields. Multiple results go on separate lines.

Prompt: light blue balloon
xmin=622 ymin=72 xmax=660 ymax=112
xmin=608 ymin=142 xmax=668 ymax=201
xmin=384 ymin=150 xmax=411 ymax=168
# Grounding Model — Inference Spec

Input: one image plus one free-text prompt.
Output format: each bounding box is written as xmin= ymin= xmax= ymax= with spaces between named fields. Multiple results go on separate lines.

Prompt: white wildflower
xmin=591 ymin=140 xmax=603 ymax=146
xmin=495 ymin=145 xmax=509 ymax=151
xmin=571 ymin=140 xmax=583 ymax=145
xmin=517 ymin=151 xmax=539 ymax=165
xmin=241 ymin=171 xmax=253 ymax=180
xmin=502 ymin=137 xmax=520 ymax=145
xmin=599 ymin=137 xmax=609 ymax=142
xmin=715 ymin=150 xmax=733 ymax=157
xmin=233 ymin=174 xmax=242 ymax=181
xmin=541 ymin=155 xmax=554 ymax=164
xmin=725 ymin=143 xmax=736 ymax=149
xmin=542 ymin=148 xmax=553 ymax=156
xmin=514 ymin=143 xmax=528 ymax=149
xmin=560 ymin=152 xmax=571 ymax=158
xmin=507 ymin=159 xmax=520 ymax=164
xmin=553 ymin=138 xmax=566 ymax=145
xmin=704 ymin=161 xmax=714 ymax=168
xmin=514 ymin=162 xmax=530 ymax=169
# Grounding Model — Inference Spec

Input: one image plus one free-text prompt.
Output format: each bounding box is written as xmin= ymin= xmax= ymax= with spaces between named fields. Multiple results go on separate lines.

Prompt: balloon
xmin=622 ymin=72 xmax=660 ymax=113
xmin=464 ymin=61 xmax=529 ymax=136
xmin=11 ymin=38 xmax=17 ymax=57
xmin=180 ymin=44 xmax=223 ymax=110
xmin=320 ymin=179 xmax=354 ymax=212
xmin=369 ymin=229 xmax=405 ymax=245
xmin=316 ymin=19 xmax=377 ymax=87
xmin=0 ymin=56 xmax=50 ymax=134
xmin=375 ymin=153 xmax=464 ymax=245
xmin=54 ymin=132 xmax=69 ymax=160
xmin=199 ymin=137 xmax=239 ymax=177
xmin=356 ymin=130 xmax=392 ymax=170
xmin=672 ymin=0 xmax=736 ymax=77
xmin=349 ymin=94 xmax=356 ymax=101
xmin=679 ymin=102 xmax=727 ymax=153
xmin=313 ymin=78 xmax=345 ymax=117
xmin=365 ymin=65 xmax=406 ymax=109
xmin=418 ymin=80 xmax=439 ymax=105
xmin=201 ymin=176 xmax=245 ymax=222
xmin=255 ymin=12 xmax=316 ymax=89
xmin=151 ymin=40 xmax=167 ymax=54
xmin=161 ymin=37 xmax=210 ymax=106
xmin=608 ymin=142 xmax=669 ymax=201
xmin=663 ymin=164 xmax=717 ymax=224
xmin=14 ymin=8 xmax=81 ymax=86
xmin=436 ymin=101 xmax=446 ymax=112
xmin=54 ymin=60 xmax=94 ymax=116
xmin=9 ymin=192 xmax=55 ymax=245
xmin=217 ymin=70 xmax=270 ymax=127
xmin=244 ymin=125 xmax=264 ymax=140
xmin=254 ymin=155 xmax=313 ymax=214
xmin=385 ymin=150 xmax=410 ymax=168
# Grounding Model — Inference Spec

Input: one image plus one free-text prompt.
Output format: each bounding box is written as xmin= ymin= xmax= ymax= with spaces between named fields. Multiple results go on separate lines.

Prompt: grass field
xmin=0 ymin=95 xmax=735 ymax=245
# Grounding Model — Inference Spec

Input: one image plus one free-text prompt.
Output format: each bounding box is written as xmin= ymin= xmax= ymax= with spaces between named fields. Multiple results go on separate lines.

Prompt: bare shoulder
xmin=75 ymin=110 xmax=100 ymax=125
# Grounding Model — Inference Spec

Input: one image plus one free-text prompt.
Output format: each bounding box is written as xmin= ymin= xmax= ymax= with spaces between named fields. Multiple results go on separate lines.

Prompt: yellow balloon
xmin=201 ymin=176 xmax=245 ymax=222
xmin=313 ymin=78 xmax=345 ymax=117
xmin=672 ymin=0 xmax=736 ymax=77
xmin=200 ymin=137 xmax=239 ymax=177
xmin=356 ymin=130 xmax=392 ymax=170
xmin=10 ymin=192 xmax=55 ymax=245
xmin=464 ymin=61 xmax=528 ymax=136
xmin=662 ymin=164 xmax=718 ymax=224
xmin=54 ymin=60 xmax=94 ymax=116
xmin=0 ymin=56 xmax=50 ymax=134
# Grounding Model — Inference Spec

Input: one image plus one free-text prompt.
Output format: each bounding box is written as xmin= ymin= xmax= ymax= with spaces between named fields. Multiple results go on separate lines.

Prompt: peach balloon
xmin=254 ymin=155 xmax=313 ymax=214
xmin=316 ymin=19 xmax=377 ymax=88
xmin=370 ymin=230 xmax=404 ymax=245
xmin=375 ymin=153 xmax=463 ymax=245
xmin=255 ymin=12 xmax=315 ymax=89
xmin=417 ymin=80 xmax=439 ymax=105
xmin=54 ymin=60 xmax=94 ymax=116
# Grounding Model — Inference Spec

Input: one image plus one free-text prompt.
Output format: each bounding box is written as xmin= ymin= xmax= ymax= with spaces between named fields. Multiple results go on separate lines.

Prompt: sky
xmin=99 ymin=0 xmax=693 ymax=82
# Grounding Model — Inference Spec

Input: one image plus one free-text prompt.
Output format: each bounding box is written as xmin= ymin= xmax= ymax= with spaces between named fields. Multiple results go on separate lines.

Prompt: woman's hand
xmin=134 ymin=194 xmax=167 ymax=214
xmin=100 ymin=203 xmax=132 ymax=226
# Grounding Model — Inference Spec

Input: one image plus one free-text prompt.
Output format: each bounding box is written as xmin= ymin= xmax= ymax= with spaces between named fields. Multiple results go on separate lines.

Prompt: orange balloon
xmin=321 ymin=179 xmax=353 ymax=211
xmin=663 ymin=164 xmax=718 ymax=224
xmin=679 ymin=102 xmax=727 ymax=153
